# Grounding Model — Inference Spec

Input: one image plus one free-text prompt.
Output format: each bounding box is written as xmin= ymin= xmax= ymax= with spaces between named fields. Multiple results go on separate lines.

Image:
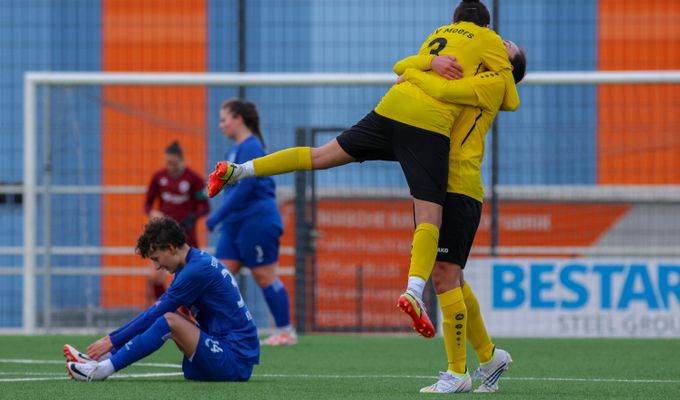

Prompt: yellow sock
xmin=438 ymin=287 xmax=467 ymax=374
xmin=463 ymin=282 xmax=495 ymax=364
xmin=252 ymin=147 xmax=312 ymax=177
xmin=407 ymin=223 xmax=439 ymax=281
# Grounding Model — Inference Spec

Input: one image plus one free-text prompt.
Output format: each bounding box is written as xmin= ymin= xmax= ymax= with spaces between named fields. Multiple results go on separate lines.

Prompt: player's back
xmin=375 ymin=21 xmax=510 ymax=137
xmin=447 ymin=71 xmax=508 ymax=202
xmin=165 ymin=248 xmax=259 ymax=362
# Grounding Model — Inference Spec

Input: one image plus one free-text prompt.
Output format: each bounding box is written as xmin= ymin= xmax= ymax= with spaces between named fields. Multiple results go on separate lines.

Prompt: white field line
xmin=0 ymin=359 xmax=679 ymax=384
xmin=0 ymin=358 xmax=181 ymax=368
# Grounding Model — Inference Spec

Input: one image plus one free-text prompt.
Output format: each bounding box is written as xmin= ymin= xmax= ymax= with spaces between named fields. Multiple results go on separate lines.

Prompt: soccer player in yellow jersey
xmin=206 ymin=0 xmax=517 ymax=339
xmin=397 ymin=41 xmax=526 ymax=393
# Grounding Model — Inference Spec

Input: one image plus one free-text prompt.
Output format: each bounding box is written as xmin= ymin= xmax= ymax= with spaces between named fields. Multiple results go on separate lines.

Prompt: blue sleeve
xmin=108 ymin=294 xmax=183 ymax=349
xmin=108 ymin=267 xmax=209 ymax=348
xmin=206 ymin=139 xmax=266 ymax=230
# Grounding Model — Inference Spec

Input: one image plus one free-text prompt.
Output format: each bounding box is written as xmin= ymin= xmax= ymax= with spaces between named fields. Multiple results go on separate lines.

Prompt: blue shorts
xmin=215 ymin=215 xmax=282 ymax=267
xmin=182 ymin=331 xmax=254 ymax=381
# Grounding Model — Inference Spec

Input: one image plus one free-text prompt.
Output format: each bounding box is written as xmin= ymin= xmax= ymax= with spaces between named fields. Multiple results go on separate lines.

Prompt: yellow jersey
xmin=374 ymin=21 xmax=512 ymax=136
xmin=401 ymin=68 xmax=519 ymax=202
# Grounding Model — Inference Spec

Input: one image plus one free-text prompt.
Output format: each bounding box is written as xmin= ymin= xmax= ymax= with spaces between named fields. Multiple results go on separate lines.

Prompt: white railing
xmin=20 ymin=70 xmax=680 ymax=333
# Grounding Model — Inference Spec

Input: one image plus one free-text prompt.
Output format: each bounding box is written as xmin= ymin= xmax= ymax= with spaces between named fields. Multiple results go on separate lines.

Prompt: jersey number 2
xmin=428 ymin=38 xmax=447 ymax=55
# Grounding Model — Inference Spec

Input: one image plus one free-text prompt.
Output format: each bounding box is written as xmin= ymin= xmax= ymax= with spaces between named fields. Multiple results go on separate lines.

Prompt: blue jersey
xmin=207 ymin=135 xmax=282 ymax=230
xmin=109 ymin=248 xmax=259 ymax=364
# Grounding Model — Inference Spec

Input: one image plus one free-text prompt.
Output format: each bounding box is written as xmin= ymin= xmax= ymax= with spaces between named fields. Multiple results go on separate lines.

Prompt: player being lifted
xmin=63 ymin=217 xmax=259 ymax=382
xmin=395 ymin=8 xmax=527 ymax=395
xmin=206 ymin=0 xmax=519 ymax=338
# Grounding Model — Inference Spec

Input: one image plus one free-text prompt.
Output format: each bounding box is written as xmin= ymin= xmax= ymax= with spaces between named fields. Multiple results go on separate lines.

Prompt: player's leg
xmin=67 ymin=313 xmax=180 ymax=381
xmin=465 ymin=280 xmax=513 ymax=393
xmin=420 ymin=193 xmax=478 ymax=393
xmin=208 ymin=111 xmax=393 ymax=197
xmin=390 ymin=121 xmax=449 ymax=338
xmin=237 ymin=216 xmax=296 ymax=345
xmin=251 ymin=263 xmax=297 ymax=346
xmin=216 ymin=223 xmax=243 ymax=276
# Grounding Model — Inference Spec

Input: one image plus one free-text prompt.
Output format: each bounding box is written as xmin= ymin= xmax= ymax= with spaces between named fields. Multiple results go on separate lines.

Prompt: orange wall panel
xmin=598 ymin=0 xmax=680 ymax=184
xmin=101 ymin=0 xmax=207 ymax=308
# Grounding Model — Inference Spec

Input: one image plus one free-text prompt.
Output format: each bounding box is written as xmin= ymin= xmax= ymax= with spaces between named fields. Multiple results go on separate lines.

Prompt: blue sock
xmin=261 ymin=278 xmax=291 ymax=328
xmin=110 ymin=316 xmax=171 ymax=372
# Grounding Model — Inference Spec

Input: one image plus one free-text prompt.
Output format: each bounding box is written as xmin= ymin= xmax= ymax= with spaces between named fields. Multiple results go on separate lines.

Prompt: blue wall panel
xmin=486 ymin=0 xmax=598 ymax=186
xmin=0 ymin=0 xmax=101 ymax=327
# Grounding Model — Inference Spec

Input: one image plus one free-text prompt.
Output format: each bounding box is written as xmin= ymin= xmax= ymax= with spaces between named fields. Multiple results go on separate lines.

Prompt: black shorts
xmin=336 ymin=111 xmax=450 ymax=205
xmin=436 ymin=193 xmax=482 ymax=267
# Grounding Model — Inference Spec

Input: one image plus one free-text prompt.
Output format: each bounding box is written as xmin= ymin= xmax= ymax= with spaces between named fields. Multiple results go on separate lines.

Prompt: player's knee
xmin=163 ymin=312 xmax=179 ymax=328
xmin=431 ymin=263 xmax=447 ymax=293
xmin=432 ymin=262 xmax=462 ymax=294
xmin=252 ymin=267 xmax=276 ymax=288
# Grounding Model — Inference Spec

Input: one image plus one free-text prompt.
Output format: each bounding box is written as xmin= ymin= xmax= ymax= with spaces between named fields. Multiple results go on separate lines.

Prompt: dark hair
xmin=453 ymin=0 xmax=490 ymax=27
xmin=221 ymin=98 xmax=265 ymax=148
xmin=165 ymin=141 xmax=183 ymax=158
xmin=510 ymin=48 xmax=527 ymax=84
xmin=136 ymin=217 xmax=186 ymax=258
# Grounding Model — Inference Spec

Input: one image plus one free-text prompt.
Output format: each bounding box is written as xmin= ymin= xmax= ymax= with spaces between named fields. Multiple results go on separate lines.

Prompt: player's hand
xmin=87 ymin=335 xmax=113 ymax=361
xmin=431 ymin=55 xmax=463 ymax=80
xmin=396 ymin=75 xmax=405 ymax=84
xmin=149 ymin=210 xmax=164 ymax=220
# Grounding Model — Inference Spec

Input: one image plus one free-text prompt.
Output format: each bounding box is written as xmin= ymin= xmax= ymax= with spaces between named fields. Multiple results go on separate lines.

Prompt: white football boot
xmin=66 ymin=361 xmax=111 ymax=382
xmin=473 ymin=348 xmax=513 ymax=393
xmin=420 ymin=371 xmax=472 ymax=393
xmin=63 ymin=344 xmax=94 ymax=363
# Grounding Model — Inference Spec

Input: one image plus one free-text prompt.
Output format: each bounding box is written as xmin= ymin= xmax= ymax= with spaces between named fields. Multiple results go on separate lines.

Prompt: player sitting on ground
xmin=63 ymin=217 xmax=259 ymax=382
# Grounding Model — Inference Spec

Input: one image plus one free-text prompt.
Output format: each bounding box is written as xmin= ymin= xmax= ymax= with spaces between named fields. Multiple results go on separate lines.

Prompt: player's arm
xmin=193 ymin=177 xmax=210 ymax=219
xmin=478 ymin=31 xmax=521 ymax=111
xmin=180 ymin=175 xmax=210 ymax=232
xmin=206 ymin=144 xmax=263 ymax=230
xmin=144 ymin=174 xmax=159 ymax=215
xmin=394 ymin=55 xmax=464 ymax=81
xmin=402 ymin=69 xmax=505 ymax=111
xmin=106 ymin=294 xmax=184 ymax=350
xmin=393 ymin=54 xmax=435 ymax=75
xmin=480 ymin=31 xmax=512 ymax=72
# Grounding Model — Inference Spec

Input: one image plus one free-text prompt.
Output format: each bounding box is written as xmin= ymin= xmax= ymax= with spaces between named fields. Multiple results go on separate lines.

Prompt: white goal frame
xmin=18 ymin=70 xmax=680 ymax=333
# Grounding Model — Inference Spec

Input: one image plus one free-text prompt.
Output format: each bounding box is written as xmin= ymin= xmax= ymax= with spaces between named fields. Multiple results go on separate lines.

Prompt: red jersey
xmin=144 ymin=167 xmax=209 ymax=246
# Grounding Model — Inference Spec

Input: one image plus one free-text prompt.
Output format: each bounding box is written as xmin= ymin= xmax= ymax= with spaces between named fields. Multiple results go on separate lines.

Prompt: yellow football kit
xmin=374 ymin=21 xmax=513 ymax=136
xmin=401 ymin=68 xmax=519 ymax=201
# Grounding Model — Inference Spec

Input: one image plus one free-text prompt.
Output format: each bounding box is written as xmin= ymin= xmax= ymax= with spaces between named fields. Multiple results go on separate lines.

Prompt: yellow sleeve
xmin=480 ymin=31 xmax=512 ymax=72
xmin=499 ymin=69 xmax=520 ymax=111
xmin=402 ymin=69 xmax=506 ymax=111
xmin=393 ymin=54 xmax=435 ymax=75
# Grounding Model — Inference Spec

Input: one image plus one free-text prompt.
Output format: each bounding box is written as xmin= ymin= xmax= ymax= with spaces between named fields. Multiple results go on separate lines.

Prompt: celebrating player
xmin=206 ymin=99 xmax=296 ymax=346
xmin=206 ymin=0 xmax=519 ymax=339
xmin=397 ymin=35 xmax=526 ymax=395
xmin=63 ymin=217 xmax=259 ymax=382
xmin=144 ymin=141 xmax=209 ymax=304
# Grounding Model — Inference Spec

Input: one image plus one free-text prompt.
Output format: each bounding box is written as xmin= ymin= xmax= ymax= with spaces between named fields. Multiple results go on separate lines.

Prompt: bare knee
xmin=413 ymin=199 xmax=442 ymax=227
xmin=251 ymin=265 xmax=276 ymax=288
xmin=431 ymin=263 xmax=449 ymax=294
xmin=431 ymin=262 xmax=462 ymax=294
xmin=163 ymin=312 xmax=180 ymax=329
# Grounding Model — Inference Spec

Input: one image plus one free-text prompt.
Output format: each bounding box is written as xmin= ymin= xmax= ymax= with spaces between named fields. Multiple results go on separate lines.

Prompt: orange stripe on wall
xmin=598 ymin=0 xmax=680 ymax=184
xmin=101 ymin=0 xmax=207 ymax=308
